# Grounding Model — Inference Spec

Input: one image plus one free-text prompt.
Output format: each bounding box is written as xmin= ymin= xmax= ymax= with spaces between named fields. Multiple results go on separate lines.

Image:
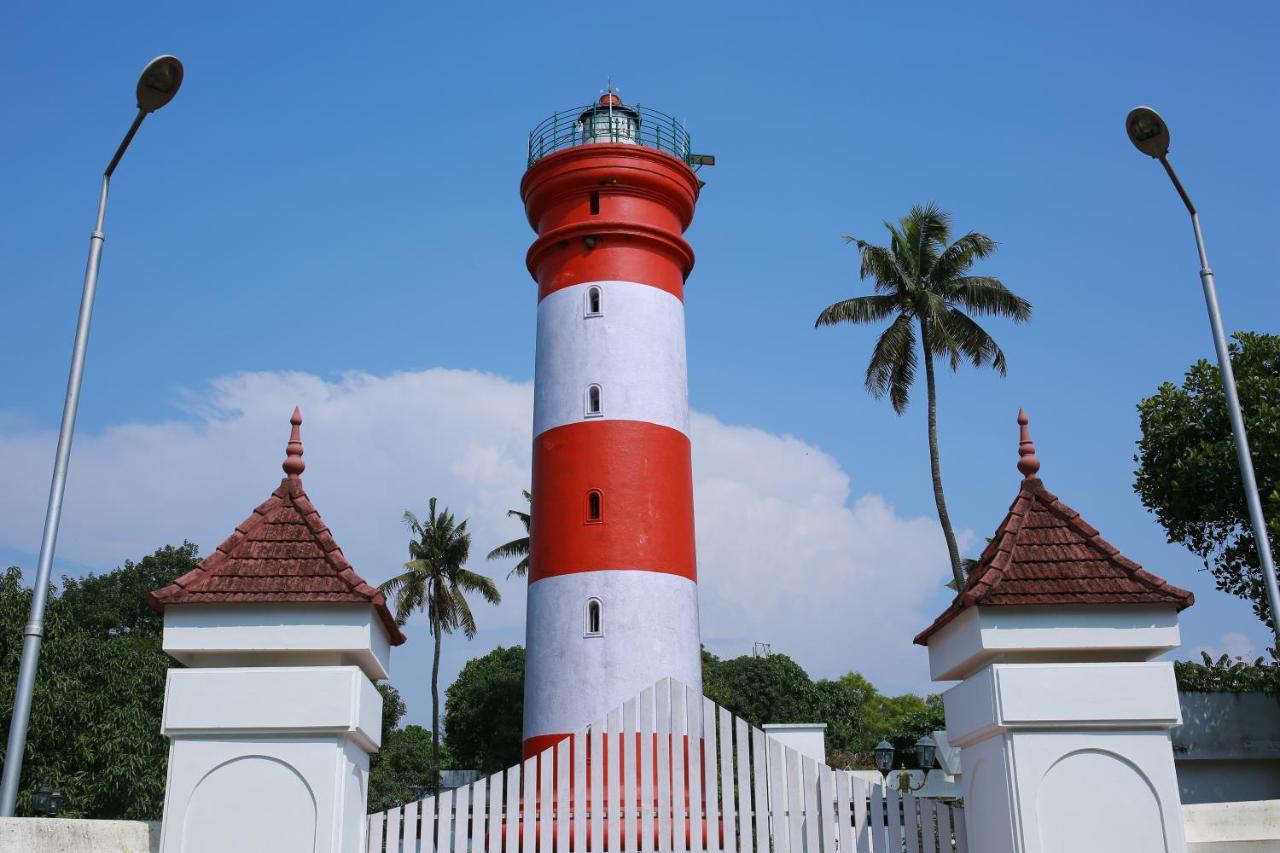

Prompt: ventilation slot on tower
xmin=586 ymin=286 xmax=602 ymax=316
xmin=586 ymin=384 xmax=602 ymax=417
xmin=589 ymin=191 xmax=600 ymax=216
xmin=586 ymin=490 xmax=602 ymax=523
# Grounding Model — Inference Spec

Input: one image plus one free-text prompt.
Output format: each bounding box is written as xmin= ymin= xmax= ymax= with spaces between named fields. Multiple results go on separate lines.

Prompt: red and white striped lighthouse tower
xmin=520 ymin=93 xmax=705 ymax=757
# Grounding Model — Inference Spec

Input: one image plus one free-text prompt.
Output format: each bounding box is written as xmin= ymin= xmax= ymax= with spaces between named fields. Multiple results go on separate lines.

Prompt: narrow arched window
xmin=586 ymin=384 xmax=602 ymax=417
xmin=585 ymin=598 xmax=603 ymax=637
xmin=586 ymin=490 xmax=602 ymax=523
xmin=586 ymin=286 xmax=602 ymax=316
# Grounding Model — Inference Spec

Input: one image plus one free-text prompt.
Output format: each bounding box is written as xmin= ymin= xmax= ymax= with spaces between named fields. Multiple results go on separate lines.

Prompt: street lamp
xmin=0 ymin=54 xmax=185 ymax=817
xmin=31 ymin=785 xmax=65 ymax=817
xmin=1125 ymin=106 xmax=1280 ymax=644
xmin=872 ymin=737 xmax=936 ymax=794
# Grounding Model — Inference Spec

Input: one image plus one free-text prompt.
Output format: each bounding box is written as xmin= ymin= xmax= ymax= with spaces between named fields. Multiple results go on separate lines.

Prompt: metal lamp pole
xmin=1126 ymin=106 xmax=1280 ymax=644
xmin=0 ymin=55 xmax=184 ymax=816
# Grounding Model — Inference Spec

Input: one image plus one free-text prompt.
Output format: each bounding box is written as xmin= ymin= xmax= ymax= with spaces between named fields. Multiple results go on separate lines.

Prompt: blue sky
xmin=2 ymin=2 xmax=1277 ymax=723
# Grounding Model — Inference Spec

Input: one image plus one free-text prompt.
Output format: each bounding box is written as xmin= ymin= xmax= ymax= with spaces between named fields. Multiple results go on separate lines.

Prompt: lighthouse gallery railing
xmin=527 ymin=104 xmax=694 ymax=168
xmin=367 ymin=678 xmax=968 ymax=853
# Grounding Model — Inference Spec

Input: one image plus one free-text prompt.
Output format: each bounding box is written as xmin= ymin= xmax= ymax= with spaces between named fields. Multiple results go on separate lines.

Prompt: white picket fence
xmin=368 ymin=678 xmax=966 ymax=853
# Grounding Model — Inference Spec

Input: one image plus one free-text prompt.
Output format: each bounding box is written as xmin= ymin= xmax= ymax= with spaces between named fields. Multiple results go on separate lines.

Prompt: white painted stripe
xmin=534 ymin=280 xmax=689 ymax=438
xmin=523 ymin=570 xmax=701 ymax=741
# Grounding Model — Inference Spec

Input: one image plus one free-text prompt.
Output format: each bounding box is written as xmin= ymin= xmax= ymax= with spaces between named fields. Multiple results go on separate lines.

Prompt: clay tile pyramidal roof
xmin=149 ymin=408 xmax=406 ymax=645
xmin=914 ymin=409 xmax=1193 ymax=646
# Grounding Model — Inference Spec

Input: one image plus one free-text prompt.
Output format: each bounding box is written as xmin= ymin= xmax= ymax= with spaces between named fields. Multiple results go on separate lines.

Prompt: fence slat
xmin=868 ymin=784 xmax=884 ymax=853
xmin=784 ymin=750 xmax=803 ymax=853
xmin=640 ymin=686 xmax=655 ymax=853
xmin=951 ymin=806 xmax=968 ymax=853
xmin=608 ymin=707 xmax=623 ymax=853
xmin=701 ymin=698 xmax=720 ymax=853
xmin=801 ymin=758 xmax=819 ymax=853
xmin=749 ymin=729 xmax=768 ymax=853
xmin=405 ymin=800 xmax=420 ymax=853
xmin=766 ymin=738 xmax=787 ymax=853
xmin=502 ymin=767 xmax=519 ymax=853
xmin=522 ymin=755 xmax=537 ymax=853
xmin=369 ymin=812 xmax=385 ymax=853
xmin=387 ymin=806 xmax=402 ymax=853
xmin=734 ymin=719 xmax=752 ymax=853
xmin=591 ymin=721 xmax=605 ymax=853
xmin=817 ymin=765 xmax=835 ymax=853
xmin=885 ymin=787 xmax=902 ymax=853
xmin=487 ymin=773 xmax=503 ymax=853
xmin=557 ymin=739 xmax=572 ymax=853
xmin=685 ymin=689 xmax=703 ymax=853
xmin=851 ymin=778 xmax=868 ymax=853
xmin=717 ymin=708 xmax=736 ymax=853
xmin=540 ymin=745 xmax=555 ymax=853
xmin=656 ymin=681 xmax=672 ymax=853
xmin=834 ymin=772 xmax=852 ymax=853
xmin=919 ymin=798 xmax=936 ymax=853
xmin=624 ymin=697 xmax=639 ymax=853
xmin=464 ymin=784 xmax=478 ymax=853
xmin=671 ymin=683 xmax=688 ymax=853
xmin=440 ymin=789 xmax=456 ymax=853
xmin=422 ymin=796 xmax=438 ymax=853
xmin=574 ymin=732 xmax=588 ymax=853
xmin=902 ymin=793 xmax=918 ymax=853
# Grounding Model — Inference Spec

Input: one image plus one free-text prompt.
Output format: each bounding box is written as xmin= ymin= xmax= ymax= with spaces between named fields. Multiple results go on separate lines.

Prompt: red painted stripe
xmin=530 ymin=420 xmax=696 ymax=583
xmin=522 ymin=144 xmax=699 ymax=302
xmin=529 ymin=224 xmax=690 ymax=301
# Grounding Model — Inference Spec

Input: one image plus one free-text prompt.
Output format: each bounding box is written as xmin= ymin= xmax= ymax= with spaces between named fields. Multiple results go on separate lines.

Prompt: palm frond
xmin=486 ymin=538 xmax=529 ymax=562
xmin=940 ymin=309 xmax=1008 ymax=375
xmin=864 ymin=314 xmax=917 ymax=413
xmin=932 ymin=232 xmax=997 ymax=282
xmin=948 ymin=276 xmax=1032 ymax=322
xmin=814 ymin=294 xmax=901 ymax=328
xmin=455 ymin=569 xmax=502 ymax=605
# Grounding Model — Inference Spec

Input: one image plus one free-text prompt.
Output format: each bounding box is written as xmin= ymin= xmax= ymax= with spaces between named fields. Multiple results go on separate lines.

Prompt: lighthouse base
xmin=523 ymin=570 xmax=701 ymax=756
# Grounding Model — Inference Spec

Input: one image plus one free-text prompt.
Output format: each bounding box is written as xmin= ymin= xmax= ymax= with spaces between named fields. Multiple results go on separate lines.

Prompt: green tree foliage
xmin=0 ymin=543 xmax=198 ymax=818
xmin=369 ymin=682 xmax=441 ymax=811
xmin=1174 ymin=651 xmax=1280 ymax=694
xmin=487 ymin=491 xmax=532 ymax=579
xmin=701 ymin=649 xmax=943 ymax=768
xmin=380 ymin=498 xmax=502 ymax=767
xmin=816 ymin=204 xmax=1032 ymax=586
xmin=444 ymin=645 xmax=525 ymax=773
xmin=1134 ymin=332 xmax=1280 ymax=630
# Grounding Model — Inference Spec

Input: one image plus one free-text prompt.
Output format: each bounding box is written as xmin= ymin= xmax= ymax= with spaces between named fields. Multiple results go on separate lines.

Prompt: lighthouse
xmin=520 ymin=93 xmax=706 ymax=757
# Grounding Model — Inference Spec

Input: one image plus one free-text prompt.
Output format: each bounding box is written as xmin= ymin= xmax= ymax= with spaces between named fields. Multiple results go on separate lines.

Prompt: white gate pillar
xmin=149 ymin=410 xmax=406 ymax=852
xmin=916 ymin=411 xmax=1194 ymax=853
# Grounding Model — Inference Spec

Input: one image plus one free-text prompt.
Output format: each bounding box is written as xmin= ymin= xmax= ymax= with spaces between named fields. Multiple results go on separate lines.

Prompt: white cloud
xmin=0 ymin=368 xmax=960 ymax=722
xmin=1198 ymin=631 xmax=1257 ymax=663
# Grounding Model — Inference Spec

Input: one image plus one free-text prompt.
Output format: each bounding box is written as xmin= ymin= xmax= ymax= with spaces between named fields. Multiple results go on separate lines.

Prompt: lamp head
xmin=915 ymin=735 xmax=937 ymax=771
xmin=873 ymin=740 xmax=895 ymax=775
xmin=137 ymin=55 xmax=184 ymax=113
xmin=1126 ymin=106 xmax=1170 ymax=158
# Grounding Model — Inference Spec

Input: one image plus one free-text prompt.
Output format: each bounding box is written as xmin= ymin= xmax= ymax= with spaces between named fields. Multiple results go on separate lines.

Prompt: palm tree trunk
xmin=432 ymin=618 xmax=442 ymax=792
xmin=920 ymin=319 xmax=966 ymax=588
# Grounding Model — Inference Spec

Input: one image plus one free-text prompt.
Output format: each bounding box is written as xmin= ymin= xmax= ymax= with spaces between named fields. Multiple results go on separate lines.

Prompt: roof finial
xmin=1017 ymin=408 xmax=1040 ymax=480
xmin=283 ymin=407 xmax=305 ymax=478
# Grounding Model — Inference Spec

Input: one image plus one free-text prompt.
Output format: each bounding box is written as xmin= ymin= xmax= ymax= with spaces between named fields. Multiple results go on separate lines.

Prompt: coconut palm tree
xmin=816 ymin=203 xmax=1032 ymax=588
xmin=380 ymin=498 xmax=501 ymax=763
xmin=486 ymin=490 xmax=531 ymax=579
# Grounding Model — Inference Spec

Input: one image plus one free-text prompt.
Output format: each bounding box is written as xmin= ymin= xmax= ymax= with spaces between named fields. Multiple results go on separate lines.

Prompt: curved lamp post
xmin=1125 ymin=106 xmax=1280 ymax=643
xmin=0 ymin=55 xmax=184 ymax=817
xmin=872 ymin=736 xmax=937 ymax=794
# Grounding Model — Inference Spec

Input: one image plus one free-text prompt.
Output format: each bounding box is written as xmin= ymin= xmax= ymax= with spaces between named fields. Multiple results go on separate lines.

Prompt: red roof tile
xmin=915 ymin=411 xmax=1193 ymax=646
xmin=148 ymin=409 xmax=406 ymax=646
